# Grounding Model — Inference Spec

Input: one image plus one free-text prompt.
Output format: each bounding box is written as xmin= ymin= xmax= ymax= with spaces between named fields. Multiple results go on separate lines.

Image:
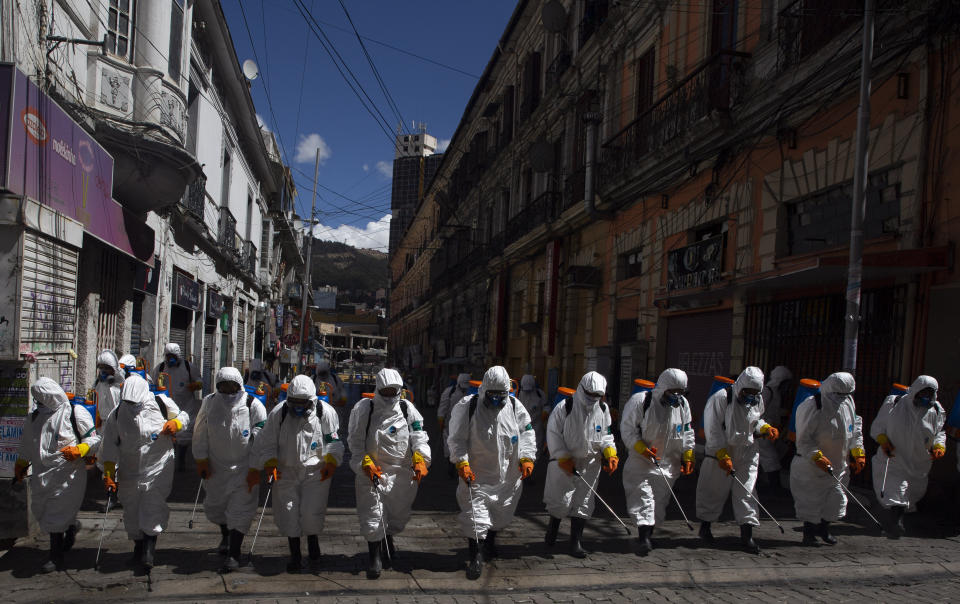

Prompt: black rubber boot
xmin=366 ymin=540 xmax=382 ymax=579
xmin=63 ymin=524 xmax=78 ymax=553
xmin=569 ymin=517 xmax=588 ymax=558
xmin=544 ymin=516 xmax=561 ymax=547
xmin=286 ymin=537 xmax=302 ymax=573
xmin=636 ymin=525 xmax=653 ymax=556
xmin=818 ymin=520 xmax=838 ymax=545
xmin=41 ymin=532 xmax=65 ymax=573
xmin=307 ymin=534 xmax=321 ymax=561
xmin=221 ymin=530 xmax=244 ymax=573
xmin=466 ymin=538 xmax=483 ymax=580
xmin=143 ymin=535 xmax=157 ymax=569
xmin=218 ymin=524 xmax=230 ymax=555
xmin=698 ymin=521 xmax=715 ymax=543
xmin=802 ymin=522 xmax=818 ymax=546
xmin=740 ymin=524 xmax=760 ymax=554
xmin=129 ymin=539 xmax=145 ymax=566
xmin=483 ymin=530 xmax=498 ymax=559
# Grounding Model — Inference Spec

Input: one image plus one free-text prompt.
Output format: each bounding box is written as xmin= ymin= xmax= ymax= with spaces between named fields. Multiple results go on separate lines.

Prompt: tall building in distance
xmin=388 ymin=124 xmax=443 ymax=258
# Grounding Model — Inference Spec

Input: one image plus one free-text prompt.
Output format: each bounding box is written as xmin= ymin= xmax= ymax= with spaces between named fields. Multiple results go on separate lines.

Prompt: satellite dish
xmin=541 ymin=0 xmax=567 ymax=33
xmin=242 ymin=59 xmax=259 ymax=80
xmin=529 ymin=137 xmax=553 ymax=172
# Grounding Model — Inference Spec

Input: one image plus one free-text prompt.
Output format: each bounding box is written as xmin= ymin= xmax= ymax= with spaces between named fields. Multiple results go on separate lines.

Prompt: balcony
xmin=242 ymin=240 xmax=258 ymax=274
xmin=504 ymin=191 xmax=562 ymax=244
xmin=181 ymin=174 xmax=206 ymax=222
xmin=546 ymin=48 xmax=572 ymax=91
xmin=218 ymin=207 xmax=237 ymax=255
xmin=578 ymin=0 xmax=609 ymax=48
xmin=600 ymin=50 xmax=750 ymax=189
xmin=778 ymin=0 xmax=861 ymax=72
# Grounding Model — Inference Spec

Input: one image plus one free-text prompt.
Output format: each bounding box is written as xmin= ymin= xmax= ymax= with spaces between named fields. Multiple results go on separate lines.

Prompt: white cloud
xmin=313 ymin=214 xmax=390 ymax=251
xmin=436 ymin=138 xmax=451 ymax=153
xmin=362 ymin=163 xmax=370 ymax=172
xmin=295 ymin=133 xmax=332 ymax=164
xmin=375 ymin=160 xmax=392 ymax=179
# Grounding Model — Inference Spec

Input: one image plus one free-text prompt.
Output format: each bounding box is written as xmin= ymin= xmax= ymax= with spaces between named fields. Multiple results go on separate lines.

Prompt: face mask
xmin=584 ymin=393 xmax=602 ymax=406
xmin=99 ymin=372 xmax=112 ymax=383
xmin=291 ymin=406 xmax=308 ymax=417
xmin=663 ymin=392 xmax=682 ymax=408
xmin=739 ymin=393 xmax=759 ymax=407
xmin=166 ymin=357 xmax=179 ymax=367
xmin=484 ymin=391 xmax=507 ymax=408
xmin=914 ymin=394 xmax=934 ymax=409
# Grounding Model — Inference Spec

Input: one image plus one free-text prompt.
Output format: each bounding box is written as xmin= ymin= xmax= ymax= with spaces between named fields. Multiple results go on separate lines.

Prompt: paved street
xmin=1 ymin=428 xmax=958 ymax=603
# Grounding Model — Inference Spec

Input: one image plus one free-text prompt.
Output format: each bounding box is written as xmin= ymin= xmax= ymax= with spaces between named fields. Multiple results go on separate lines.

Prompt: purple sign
xmin=0 ymin=65 xmax=153 ymax=265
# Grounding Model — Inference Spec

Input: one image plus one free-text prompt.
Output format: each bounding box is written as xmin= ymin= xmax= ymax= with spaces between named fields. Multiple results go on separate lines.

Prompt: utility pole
xmin=843 ymin=0 xmax=876 ymax=372
xmin=299 ymin=148 xmax=320 ymax=369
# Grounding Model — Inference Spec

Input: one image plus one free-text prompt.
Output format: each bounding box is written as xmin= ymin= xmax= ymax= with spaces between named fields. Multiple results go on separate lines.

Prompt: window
xmin=107 ymin=0 xmax=133 ymax=59
xmin=618 ymin=248 xmax=643 ymax=280
xmin=169 ymin=0 xmax=184 ymax=81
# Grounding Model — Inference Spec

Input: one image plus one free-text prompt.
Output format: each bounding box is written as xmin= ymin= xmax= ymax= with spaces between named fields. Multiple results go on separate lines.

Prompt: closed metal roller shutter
xmin=21 ymin=232 xmax=79 ymax=392
xmin=169 ymin=305 xmax=191 ymax=358
xmin=665 ymin=310 xmax=733 ymax=421
xmin=129 ymin=294 xmax=143 ymax=357
xmin=235 ymin=317 xmax=246 ymax=369
xmin=202 ymin=319 xmax=216 ymax=393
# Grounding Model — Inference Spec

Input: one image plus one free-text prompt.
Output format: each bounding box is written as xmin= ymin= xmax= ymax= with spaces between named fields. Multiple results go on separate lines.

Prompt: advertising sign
xmin=173 ymin=272 xmax=200 ymax=311
xmin=667 ymin=233 xmax=725 ymax=292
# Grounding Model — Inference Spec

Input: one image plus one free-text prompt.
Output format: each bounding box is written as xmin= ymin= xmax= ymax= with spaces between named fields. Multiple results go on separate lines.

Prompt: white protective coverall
xmin=256 ymin=375 xmax=344 ymax=537
xmin=192 ymin=367 xmax=267 ymax=533
xmin=870 ymin=375 xmax=946 ymax=508
xmin=151 ymin=343 xmax=199 ymax=444
xmin=620 ymin=368 xmax=695 ymax=527
xmin=543 ymin=372 xmax=616 ymax=519
xmin=695 ymin=367 xmax=769 ymax=525
xmin=100 ymin=375 xmax=186 ymax=538
xmin=789 ymin=372 xmax=864 ymax=523
xmin=758 ymin=366 xmax=792 ymax=473
xmin=438 ymin=373 xmax=472 ymax=459
xmin=447 ymin=366 xmax=537 ymax=539
xmin=17 ymin=378 xmax=100 ymax=532
xmin=518 ymin=375 xmax=547 ymax=456
xmin=348 ymin=368 xmax=431 ymax=541
xmin=94 ymin=349 xmax=125 ymax=425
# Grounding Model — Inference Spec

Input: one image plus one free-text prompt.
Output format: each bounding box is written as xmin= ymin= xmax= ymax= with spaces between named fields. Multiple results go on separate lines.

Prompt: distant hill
xmin=309 ymin=239 xmax=387 ymax=297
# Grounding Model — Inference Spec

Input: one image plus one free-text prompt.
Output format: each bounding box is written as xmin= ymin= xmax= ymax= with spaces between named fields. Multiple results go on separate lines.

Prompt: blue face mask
xmin=290 ymin=405 xmax=308 ymax=417
xmin=166 ymin=357 xmax=179 ymax=367
xmin=484 ymin=391 xmax=507 ymax=408
xmin=740 ymin=393 xmax=759 ymax=407
xmin=914 ymin=394 xmax=934 ymax=409
xmin=99 ymin=372 xmax=112 ymax=383
xmin=663 ymin=392 xmax=682 ymax=408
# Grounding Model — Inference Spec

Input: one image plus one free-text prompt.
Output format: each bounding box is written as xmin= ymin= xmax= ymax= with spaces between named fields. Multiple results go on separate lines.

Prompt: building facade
xmin=389 ymin=0 xmax=960 ymax=445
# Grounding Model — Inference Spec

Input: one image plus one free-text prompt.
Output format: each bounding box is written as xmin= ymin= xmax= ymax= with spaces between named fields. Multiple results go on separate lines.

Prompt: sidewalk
xmin=2 ymin=453 xmax=958 ymax=602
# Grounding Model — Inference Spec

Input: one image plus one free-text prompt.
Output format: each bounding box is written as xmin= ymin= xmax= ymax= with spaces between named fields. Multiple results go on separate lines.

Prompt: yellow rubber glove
xmin=320 ymin=454 xmax=337 ymax=481
xmin=411 ymin=451 xmax=428 ymax=483
xmin=931 ymin=444 xmax=946 ymax=460
xmin=59 ymin=443 xmax=90 ymax=461
xmin=361 ymin=454 xmax=383 ymax=482
xmin=716 ymin=448 xmax=734 ymax=474
xmin=813 ymin=450 xmax=833 ymax=473
xmin=876 ymin=433 xmax=895 ymax=457
xmin=161 ymin=418 xmax=182 ymax=435
xmin=457 ymin=460 xmax=476 ymax=483
xmin=557 ymin=457 xmax=575 ymax=475
xmin=264 ymin=458 xmax=281 ymax=481
xmin=681 ymin=449 xmax=695 ymax=475
xmin=633 ymin=440 xmax=659 ymax=461
xmin=519 ymin=457 xmax=534 ymax=479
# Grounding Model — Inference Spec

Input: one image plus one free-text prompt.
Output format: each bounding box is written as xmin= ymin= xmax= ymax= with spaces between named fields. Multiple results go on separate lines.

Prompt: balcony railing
xmin=578 ymin=0 xmax=609 ymax=48
xmin=546 ymin=48 xmax=572 ymax=91
xmin=599 ymin=50 xmax=750 ymax=189
xmin=242 ymin=240 xmax=257 ymax=274
xmin=218 ymin=206 xmax=237 ymax=253
xmin=181 ymin=175 xmax=206 ymax=222
xmin=504 ymin=191 xmax=562 ymax=244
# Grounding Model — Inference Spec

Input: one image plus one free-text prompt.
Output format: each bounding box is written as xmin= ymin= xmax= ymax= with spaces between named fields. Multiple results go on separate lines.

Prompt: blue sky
xmin=221 ymin=1 xmax=517 ymax=251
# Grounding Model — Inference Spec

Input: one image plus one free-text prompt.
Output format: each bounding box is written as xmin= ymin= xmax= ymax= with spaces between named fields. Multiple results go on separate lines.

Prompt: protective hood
xmin=520 ymin=374 xmax=537 ymax=391
xmin=118 ymin=354 xmax=137 ymax=369
xmin=478 ymin=366 xmax=510 ymax=404
xmin=31 ymin=377 xmax=68 ymax=411
xmin=821 ymin=372 xmax=855 ymax=408
xmin=733 ymin=366 xmax=764 ymax=401
xmin=216 ymin=366 xmax=244 ymax=389
xmin=575 ymin=372 xmax=607 ymax=409
xmin=121 ymin=374 xmax=154 ymax=405
xmin=456 ymin=373 xmax=472 ymax=390
xmin=288 ymin=374 xmax=318 ymax=402
xmin=97 ymin=350 xmax=120 ymax=373
xmin=766 ymin=366 xmax=792 ymax=388
xmin=374 ymin=368 xmax=403 ymax=407
xmin=163 ymin=343 xmax=181 ymax=359
xmin=903 ymin=375 xmax=938 ymax=408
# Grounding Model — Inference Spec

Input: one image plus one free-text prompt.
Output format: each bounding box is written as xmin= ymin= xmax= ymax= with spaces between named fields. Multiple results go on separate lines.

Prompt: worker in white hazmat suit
xmin=253 ymin=374 xmax=343 ymax=573
xmin=14 ymin=378 xmax=100 ymax=573
xmin=790 ymin=372 xmax=865 ymax=546
xmin=870 ymin=375 xmax=946 ymax=539
xmin=152 ymin=343 xmax=201 ymax=470
xmin=542 ymin=371 xmax=617 ymax=558
xmin=620 ymin=368 xmax=695 ymax=556
xmin=347 ymin=368 xmax=431 ymax=579
xmin=438 ymin=373 xmax=472 ymax=477
xmin=94 ymin=349 xmax=125 ymax=426
xmin=518 ymin=375 xmax=547 ymax=460
xmin=447 ymin=366 xmax=536 ymax=580
xmin=695 ymin=367 xmax=776 ymax=554
xmin=99 ymin=374 xmax=187 ymax=570
xmin=192 ymin=367 xmax=267 ymax=572
xmin=758 ymin=366 xmax=792 ymax=495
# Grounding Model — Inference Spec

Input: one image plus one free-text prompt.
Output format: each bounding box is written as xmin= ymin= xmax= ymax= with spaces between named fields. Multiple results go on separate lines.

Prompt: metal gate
xmin=129 ymin=294 xmax=143 ymax=357
xmin=169 ymin=306 xmax=191 ymax=359
xmin=666 ymin=310 xmax=733 ymax=421
xmin=743 ymin=286 xmax=907 ymax=438
xmin=236 ymin=316 xmax=246 ymax=369
xmin=202 ymin=319 xmax=216 ymax=393
xmin=96 ymin=249 xmax=121 ymax=353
